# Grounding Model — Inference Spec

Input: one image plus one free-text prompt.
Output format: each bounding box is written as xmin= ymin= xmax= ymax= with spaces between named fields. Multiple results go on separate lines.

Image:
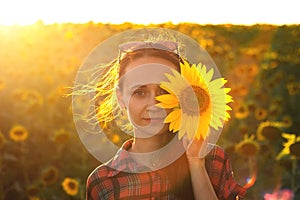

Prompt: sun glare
xmin=0 ymin=0 xmax=299 ymax=26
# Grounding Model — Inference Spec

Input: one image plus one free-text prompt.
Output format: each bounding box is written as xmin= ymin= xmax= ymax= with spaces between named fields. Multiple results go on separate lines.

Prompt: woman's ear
xmin=116 ymin=87 xmax=126 ymax=109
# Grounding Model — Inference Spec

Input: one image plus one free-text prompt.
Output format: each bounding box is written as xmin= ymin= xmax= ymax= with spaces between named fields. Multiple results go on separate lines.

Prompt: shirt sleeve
xmin=205 ymin=145 xmax=247 ymax=200
xmin=86 ymin=166 xmax=112 ymax=200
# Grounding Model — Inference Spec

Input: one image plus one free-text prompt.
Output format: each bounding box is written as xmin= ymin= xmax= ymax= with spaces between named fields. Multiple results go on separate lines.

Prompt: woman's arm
xmin=188 ymin=156 xmax=219 ymax=200
xmin=186 ymin=139 xmax=219 ymax=200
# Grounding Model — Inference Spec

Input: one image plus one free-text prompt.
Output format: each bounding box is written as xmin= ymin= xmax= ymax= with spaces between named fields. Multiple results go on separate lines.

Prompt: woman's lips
xmin=143 ymin=117 xmax=165 ymax=124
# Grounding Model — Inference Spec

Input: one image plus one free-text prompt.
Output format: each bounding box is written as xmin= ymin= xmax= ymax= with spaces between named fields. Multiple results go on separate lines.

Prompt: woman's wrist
xmin=186 ymin=154 xmax=205 ymax=167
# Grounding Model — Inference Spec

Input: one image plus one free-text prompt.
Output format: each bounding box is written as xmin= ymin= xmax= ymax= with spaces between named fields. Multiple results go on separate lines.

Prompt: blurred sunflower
xmin=12 ymin=89 xmax=28 ymax=101
xmin=235 ymin=134 xmax=260 ymax=157
xmin=156 ymin=60 xmax=233 ymax=140
xmin=12 ymin=89 xmax=44 ymax=113
xmin=53 ymin=129 xmax=70 ymax=144
xmin=247 ymin=64 xmax=259 ymax=77
xmin=268 ymin=104 xmax=282 ymax=119
xmin=270 ymin=96 xmax=283 ymax=107
xmin=254 ymin=91 xmax=268 ymax=104
xmin=231 ymin=84 xmax=248 ymax=97
xmin=246 ymin=100 xmax=256 ymax=112
xmin=25 ymin=90 xmax=44 ymax=112
xmin=234 ymin=102 xmax=250 ymax=119
xmin=26 ymin=184 xmax=40 ymax=198
xmin=287 ymin=82 xmax=300 ymax=95
xmin=46 ymin=86 xmax=69 ymax=105
xmin=254 ymin=107 xmax=267 ymax=121
xmin=277 ymin=133 xmax=300 ymax=160
xmin=281 ymin=115 xmax=293 ymax=128
xmin=238 ymin=124 xmax=249 ymax=135
xmin=62 ymin=177 xmax=79 ymax=196
xmin=290 ymin=141 xmax=300 ymax=157
xmin=257 ymin=121 xmax=282 ymax=141
xmin=9 ymin=125 xmax=29 ymax=142
xmin=244 ymin=48 xmax=260 ymax=57
xmin=29 ymin=197 xmax=40 ymax=200
xmin=41 ymin=166 xmax=59 ymax=185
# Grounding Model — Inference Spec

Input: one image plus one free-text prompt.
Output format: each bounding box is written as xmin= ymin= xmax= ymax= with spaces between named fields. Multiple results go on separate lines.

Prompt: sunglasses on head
xmin=119 ymin=41 xmax=178 ymax=52
xmin=118 ymin=41 xmax=179 ymax=62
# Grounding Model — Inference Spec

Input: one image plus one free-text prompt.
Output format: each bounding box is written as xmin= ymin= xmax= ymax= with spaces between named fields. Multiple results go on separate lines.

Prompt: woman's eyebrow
xmin=129 ymin=84 xmax=146 ymax=91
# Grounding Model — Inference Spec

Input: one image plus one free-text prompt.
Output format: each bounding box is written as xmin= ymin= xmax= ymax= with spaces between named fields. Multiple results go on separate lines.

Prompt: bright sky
xmin=0 ymin=0 xmax=299 ymax=25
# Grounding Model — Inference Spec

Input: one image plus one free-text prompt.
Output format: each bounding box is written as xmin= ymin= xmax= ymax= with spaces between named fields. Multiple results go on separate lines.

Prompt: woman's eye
xmin=133 ymin=90 xmax=145 ymax=96
xmin=159 ymin=89 xmax=168 ymax=95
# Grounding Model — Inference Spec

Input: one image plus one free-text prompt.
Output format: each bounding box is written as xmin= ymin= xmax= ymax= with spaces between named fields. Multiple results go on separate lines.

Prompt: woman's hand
xmin=182 ymin=135 xmax=204 ymax=162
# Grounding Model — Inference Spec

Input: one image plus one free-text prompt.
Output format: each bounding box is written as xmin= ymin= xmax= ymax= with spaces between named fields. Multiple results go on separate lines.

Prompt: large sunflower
xmin=156 ymin=60 xmax=233 ymax=140
xmin=276 ymin=133 xmax=300 ymax=160
xmin=235 ymin=134 xmax=260 ymax=157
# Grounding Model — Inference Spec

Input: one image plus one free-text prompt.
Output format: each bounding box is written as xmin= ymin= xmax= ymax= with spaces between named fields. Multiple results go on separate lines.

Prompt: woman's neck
xmin=130 ymin=133 xmax=174 ymax=153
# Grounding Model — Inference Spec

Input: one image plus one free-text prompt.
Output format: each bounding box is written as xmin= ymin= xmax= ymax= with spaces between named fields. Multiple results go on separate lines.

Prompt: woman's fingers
xmin=182 ymin=135 xmax=204 ymax=158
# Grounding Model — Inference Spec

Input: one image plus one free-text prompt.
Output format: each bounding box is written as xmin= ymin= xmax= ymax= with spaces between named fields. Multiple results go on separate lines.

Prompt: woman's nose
xmin=146 ymin=91 xmax=161 ymax=111
xmin=147 ymin=93 xmax=158 ymax=106
xmin=144 ymin=84 xmax=165 ymax=109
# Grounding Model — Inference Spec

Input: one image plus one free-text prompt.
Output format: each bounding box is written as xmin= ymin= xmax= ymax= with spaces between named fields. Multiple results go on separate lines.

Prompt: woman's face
xmin=118 ymin=56 xmax=178 ymax=137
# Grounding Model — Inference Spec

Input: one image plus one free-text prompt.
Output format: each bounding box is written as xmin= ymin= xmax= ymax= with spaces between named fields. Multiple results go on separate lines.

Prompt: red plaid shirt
xmin=86 ymin=140 xmax=246 ymax=200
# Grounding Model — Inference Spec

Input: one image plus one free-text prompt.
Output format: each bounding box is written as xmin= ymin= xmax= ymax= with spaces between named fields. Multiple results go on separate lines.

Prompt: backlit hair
xmin=95 ymin=47 xmax=182 ymax=132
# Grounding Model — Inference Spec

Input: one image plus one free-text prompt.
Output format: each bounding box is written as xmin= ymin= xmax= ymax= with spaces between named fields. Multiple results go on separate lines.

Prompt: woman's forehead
xmin=119 ymin=63 xmax=174 ymax=88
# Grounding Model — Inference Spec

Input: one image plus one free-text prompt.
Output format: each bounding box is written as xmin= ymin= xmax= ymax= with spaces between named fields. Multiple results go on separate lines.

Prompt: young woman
xmin=73 ymin=28 xmax=246 ymax=199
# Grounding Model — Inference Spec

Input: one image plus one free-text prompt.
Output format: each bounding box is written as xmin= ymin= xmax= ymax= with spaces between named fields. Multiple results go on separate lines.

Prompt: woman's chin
xmin=133 ymin=122 xmax=169 ymax=139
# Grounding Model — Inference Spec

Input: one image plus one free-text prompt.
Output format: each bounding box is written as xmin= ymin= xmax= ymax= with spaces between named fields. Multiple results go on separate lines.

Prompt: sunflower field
xmin=0 ymin=22 xmax=299 ymax=200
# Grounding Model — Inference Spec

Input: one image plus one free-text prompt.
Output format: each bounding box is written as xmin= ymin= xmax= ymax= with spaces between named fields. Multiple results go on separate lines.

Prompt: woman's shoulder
xmin=86 ymin=163 xmax=120 ymax=199
xmin=206 ymin=144 xmax=227 ymax=160
xmin=204 ymin=144 xmax=230 ymax=176
xmin=205 ymin=144 xmax=247 ymax=199
xmin=87 ymin=163 xmax=113 ymax=183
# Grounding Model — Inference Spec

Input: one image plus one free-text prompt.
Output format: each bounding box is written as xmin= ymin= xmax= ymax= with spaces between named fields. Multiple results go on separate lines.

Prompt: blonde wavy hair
xmin=71 ymin=34 xmax=185 ymax=136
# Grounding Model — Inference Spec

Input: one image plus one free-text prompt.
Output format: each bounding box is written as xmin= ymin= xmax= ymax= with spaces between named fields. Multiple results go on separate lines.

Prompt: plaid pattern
xmin=87 ymin=140 xmax=246 ymax=200
xmin=205 ymin=145 xmax=246 ymax=199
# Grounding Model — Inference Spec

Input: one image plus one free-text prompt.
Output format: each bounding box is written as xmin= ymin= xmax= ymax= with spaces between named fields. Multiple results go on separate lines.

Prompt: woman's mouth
xmin=143 ymin=117 xmax=165 ymax=124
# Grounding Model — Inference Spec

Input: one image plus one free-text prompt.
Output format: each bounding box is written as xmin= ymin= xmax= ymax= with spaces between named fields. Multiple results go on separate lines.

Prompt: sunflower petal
xmin=172 ymin=112 xmax=182 ymax=132
xmin=156 ymin=94 xmax=179 ymax=108
xmin=165 ymin=109 xmax=181 ymax=123
xmin=206 ymin=68 xmax=214 ymax=83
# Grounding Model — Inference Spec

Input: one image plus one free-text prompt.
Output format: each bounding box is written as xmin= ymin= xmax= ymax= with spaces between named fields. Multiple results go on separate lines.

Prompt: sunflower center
xmin=68 ymin=181 xmax=77 ymax=190
xmin=240 ymin=143 xmax=259 ymax=157
xmin=42 ymin=169 xmax=58 ymax=184
xmin=261 ymin=126 xmax=281 ymax=141
xmin=180 ymin=85 xmax=210 ymax=115
xmin=290 ymin=142 xmax=300 ymax=157
xmin=14 ymin=130 xmax=25 ymax=137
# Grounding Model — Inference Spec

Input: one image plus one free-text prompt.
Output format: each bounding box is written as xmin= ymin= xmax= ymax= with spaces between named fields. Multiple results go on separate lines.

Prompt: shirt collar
xmin=105 ymin=139 xmax=150 ymax=177
xmin=104 ymin=139 xmax=216 ymax=177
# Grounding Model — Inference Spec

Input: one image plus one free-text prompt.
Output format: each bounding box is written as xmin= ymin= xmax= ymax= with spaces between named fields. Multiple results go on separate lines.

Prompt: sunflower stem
xmin=20 ymin=142 xmax=30 ymax=185
xmin=291 ymin=157 xmax=297 ymax=193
